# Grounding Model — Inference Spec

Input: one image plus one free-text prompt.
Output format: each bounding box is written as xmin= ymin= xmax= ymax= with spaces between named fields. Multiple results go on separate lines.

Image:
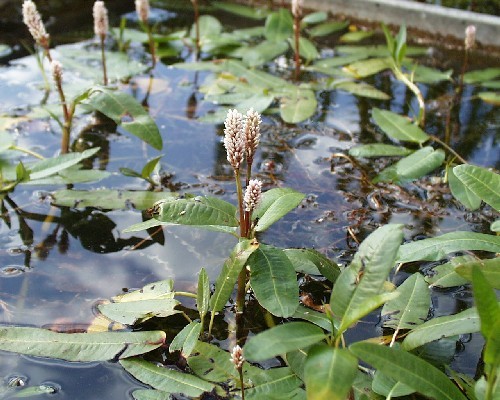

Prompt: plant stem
xmin=147 ymin=25 xmax=156 ymax=68
xmin=239 ymin=368 xmax=245 ymax=400
xmin=192 ymin=0 xmax=200 ymax=56
xmin=174 ymin=291 xmax=197 ymax=299
xmin=235 ymin=169 xmax=245 ymax=237
xmin=10 ymin=146 xmax=44 ymax=160
xmin=430 ymin=134 xmax=468 ymax=165
xmin=293 ymin=15 xmax=301 ymax=81
xmin=100 ymin=35 xmax=108 ymax=85
xmin=393 ymin=67 xmax=425 ymax=127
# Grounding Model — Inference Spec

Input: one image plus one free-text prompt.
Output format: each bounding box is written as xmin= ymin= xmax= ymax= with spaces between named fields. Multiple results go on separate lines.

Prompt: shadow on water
xmin=0 ymin=0 xmax=499 ymax=398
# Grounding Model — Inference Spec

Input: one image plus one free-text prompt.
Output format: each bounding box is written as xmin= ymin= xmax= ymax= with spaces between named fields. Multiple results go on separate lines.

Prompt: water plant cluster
xmin=0 ymin=0 xmax=499 ymax=399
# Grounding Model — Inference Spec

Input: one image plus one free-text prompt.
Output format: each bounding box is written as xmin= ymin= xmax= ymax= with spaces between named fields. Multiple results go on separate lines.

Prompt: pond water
xmin=0 ymin=1 xmax=499 ymax=399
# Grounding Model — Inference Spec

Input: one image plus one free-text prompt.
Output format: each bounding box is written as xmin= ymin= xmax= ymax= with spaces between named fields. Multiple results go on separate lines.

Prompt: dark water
xmin=0 ymin=1 xmax=499 ymax=398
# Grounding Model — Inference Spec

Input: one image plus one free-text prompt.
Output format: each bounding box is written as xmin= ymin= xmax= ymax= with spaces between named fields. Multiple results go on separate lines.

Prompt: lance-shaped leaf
xmin=121 ymin=358 xmax=214 ymax=397
xmin=304 ymin=345 xmax=358 ymax=400
xmin=382 ymin=273 xmax=430 ymax=334
xmin=403 ymin=307 xmax=480 ymax=350
xmin=197 ymin=268 xmax=210 ymax=320
xmin=245 ymin=367 xmax=303 ymax=400
xmin=397 ymin=231 xmax=500 ymax=263
xmin=309 ymin=20 xmax=349 ymax=37
xmin=249 ymin=245 xmax=299 ymax=317
xmin=209 ymin=239 xmax=259 ymax=312
xmin=169 ymin=321 xmax=202 ymax=358
xmin=244 ymin=322 xmax=326 ymax=362
xmin=293 ymin=305 xmax=335 ymax=332
xmin=279 ymin=87 xmax=317 ymax=124
xmin=189 ymin=341 xmax=241 ymax=383
xmin=455 ymin=257 xmax=500 ymax=289
xmin=98 ymin=280 xmax=179 ymax=325
xmin=0 ymin=327 xmax=165 ymax=361
xmin=349 ymin=144 xmax=412 ymax=158
xmin=28 ymin=148 xmax=100 ymax=180
xmin=333 ymin=81 xmax=390 ymax=100
xmin=83 ymin=87 xmax=162 ymax=150
xmin=350 ymin=342 xmax=468 ymax=400
xmin=132 ymin=389 xmax=171 ymax=400
xmin=374 ymin=147 xmax=445 ymax=184
xmin=331 ymin=224 xmax=403 ymax=333
xmin=264 ymin=9 xmax=293 ymax=42
xmin=448 ymin=165 xmax=482 ymax=210
xmin=372 ymin=370 xmax=415 ymax=397
xmin=254 ymin=188 xmax=305 ymax=232
xmin=284 ymin=248 xmax=341 ymax=282
xmin=472 ymin=268 xmax=500 ymax=348
xmin=243 ymin=40 xmax=289 ymax=67
xmin=372 ymin=108 xmax=429 ymax=144
xmin=424 ymin=256 xmax=472 ymax=288
xmin=153 ymin=196 xmax=238 ymax=228
xmin=453 ymin=164 xmax=500 ymax=211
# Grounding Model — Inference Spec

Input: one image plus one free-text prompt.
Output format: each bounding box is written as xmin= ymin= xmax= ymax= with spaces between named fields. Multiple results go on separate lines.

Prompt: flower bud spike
xmin=22 ymin=0 xmax=50 ymax=48
xmin=292 ymin=0 xmax=303 ymax=19
xmin=223 ymin=109 xmax=245 ymax=171
xmin=465 ymin=25 xmax=476 ymax=51
xmin=93 ymin=1 xmax=109 ymax=38
xmin=244 ymin=179 xmax=262 ymax=214
xmin=244 ymin=108 xmax=261 ymax=168
xmin=230 ymin=345 xmax=244 ymax=369
xmin=135 ymin=0 xmax=150 ymax=24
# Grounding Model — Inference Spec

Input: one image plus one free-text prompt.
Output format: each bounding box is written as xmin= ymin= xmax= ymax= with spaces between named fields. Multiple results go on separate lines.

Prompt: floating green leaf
xmin=333 ymin=81 xmax=390 ymax=100
xmin=98 ymin=297 xmax=179 ymax=325
xmin=382 ymin=273 xmax=430 ymax=331
xmin=213 ymin=2 xmax=269 ymax=19
xmin=340 ymin=31 xmax=374 ymax=43
xmin=279 ymin=87 xmax=317 ymax=123
xmin=304 ymin=346 xmax=358 ymax=400
xmin=244 ymin=322 xmax=325 ymax=362
xmin=265 ymin=9 xmax=294 ymax=42
xmin=169 ymin=321 xmax=202 ymax=357
xmin=455 ymin=257 xmax=500 ymax=288
xmin=344 ymin=57 xmax=392 ymax=78
xmin=372 ymin=108 xmax=429 ymax=143
xmin=254 ymin=188 xmax=305 ymax=232
xmin=153 ymin=196 xmax=238 ymax=227
xmin=478 ymin=92 xmax=500 ymax=105
xmin=350 ymin=342 xmax=468 ymax=400
xmin=51 ymin=189 xmax=175 ymax=210
xmin=28 ymin=148 xmax=100 ymax=180
xmin=0 ymin=327 xmax=165 ymax=361
xmin=243 ymin=40 xmax=289 ymax=67
xmin=121 ymin=358 xmax=214 ymax=397
xmin=83 ymin=87 xmax=162 ymax=150
xmin=424 ymin=256 xmax=472 ymax=288
xmin=209 ymin=239 xmax=259 ymax=312
xmin=463 ymin=68 xmax=500 ymax=84
xmin=131 ymin=389 xmax=171 ymax=400
xmin=453 ymin=164 xmax=500 ymax=211
xmin=349 ymin=144 xmax=412 ymax=158
xmin=403 ymin=307 xmax=480 ymax=350
xmin=301 ymin=11 xmax=328 ymax=25
xmin=308 ymin=21 xmax=349 ymax=37
xmin=249 ymin=245 xmax=299 ymax=317
xmin=397 ymin=231 xmax=500 ymax=262
xmin=284 ymin=248 xmax=340 ymax=282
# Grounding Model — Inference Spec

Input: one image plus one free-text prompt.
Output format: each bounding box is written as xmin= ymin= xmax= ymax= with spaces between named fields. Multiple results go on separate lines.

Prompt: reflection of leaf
xmin=52 ymin=189 xmax=176 ymax=210
xmin=0 ymin=327 xmax=165 ymax=361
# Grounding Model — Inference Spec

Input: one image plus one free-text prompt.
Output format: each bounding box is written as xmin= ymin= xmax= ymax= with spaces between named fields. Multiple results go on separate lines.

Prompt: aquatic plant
xmin=93 ymin=0 xmax=109 ymax=85
xmin=135 ymin=0 xmax=157 ymax=68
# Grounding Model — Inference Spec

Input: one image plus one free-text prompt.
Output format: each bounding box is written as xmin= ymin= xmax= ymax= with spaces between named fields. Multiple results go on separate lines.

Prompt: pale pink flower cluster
xmin=465 ymin=25 xmax=476 ymax=50
xmin=244 ymin=179 xmax=262 ymax=213
xmin=93 ymin=1 xmax=109 ymax=38
xmin=135 ymin=0 xmax=150 ymax=24
xmin=230 ymin=345 xmax=244 ymax=369
xmin=22 ymin=0 xmax=49 ymax=46
xmin=244 ymin=108 xmax=261 ymax=165
xmin=224 ymin=109 xmax=245 ymax=170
